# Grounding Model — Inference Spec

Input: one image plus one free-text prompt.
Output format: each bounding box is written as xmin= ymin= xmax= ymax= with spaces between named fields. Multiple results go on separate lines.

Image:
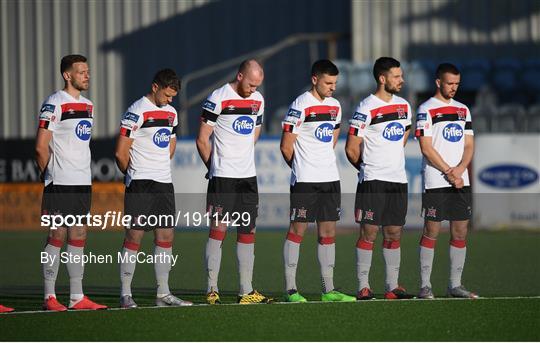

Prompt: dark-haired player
xmin=415 ymin=63 xmax=477 ymax=299
xmin=36 ymin=54 xmax=107 ymax=311
xmin=280 ymin=59 xmax=355 ymax=303
xmin=115 ymin=69 xmax=192 ymax=308
xmin=345 ymin=57 xmax=413 ymax=300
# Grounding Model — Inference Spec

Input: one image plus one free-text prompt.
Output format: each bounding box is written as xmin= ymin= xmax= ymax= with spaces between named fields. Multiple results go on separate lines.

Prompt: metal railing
xmin=178 ymin=32 xmax=343 ymax=135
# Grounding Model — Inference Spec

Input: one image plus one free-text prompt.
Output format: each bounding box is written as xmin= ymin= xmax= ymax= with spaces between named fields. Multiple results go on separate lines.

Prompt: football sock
xmin=43 ymin=237 xmax=62 ymax=299
xmin=205 ymin=229 xmax=225 ymax=293
xmin=237 ymin=233 xmax=255 ymax=295
xmin=382 ymin=240 xmax=401 ymax=291
xmin=154 ymin=241 xmax=173 ymax=297
xmin=284 ymin=232 xmax=302 ymax=291
xmin=419 ymin=235 xmax=437 ymax=288
xmin=356 ymin=238 xmax=374 ymax=290
xmin=120 ymin=240 xmax=139 ymax=297
xmin=66 ymin=239 xmax=85 ymax=301
xmin=317 ymin=237 xmax=335 ymax=293
xmin=449 ymin=240 xmax=466 ymax=288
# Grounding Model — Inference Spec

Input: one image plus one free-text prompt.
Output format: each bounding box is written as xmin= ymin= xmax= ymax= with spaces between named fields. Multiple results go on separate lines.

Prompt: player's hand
xmin=444 ymin=167 xmax=457 ymax=184
xmin=453 ymin=177 xmax=464 ymax=189
xmin=449 ymin=165 xmax=465 ymax=181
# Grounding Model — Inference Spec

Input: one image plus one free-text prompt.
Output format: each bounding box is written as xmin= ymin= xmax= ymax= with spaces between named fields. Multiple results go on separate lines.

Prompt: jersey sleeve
xmin=171 ymin=109 xmax=179 ymax=137
xmin=282 ymin=98 xmax=305 ymax=134
xmin=414 ymin=105 xmax=432 ymax=137
xmin=38 ymin=100 xmax=60 ymax=131
xmin=335 ymin=103 xmax=342 ymax=130
xmin=119 ymin=108 xmax=143 ymax=139
xmin=255 ymin=98 xmax=264 ymax=127
xmin=348 ymin=102 xmax=371 ymax=137
xmin=405 ymin=102 xmax=412 ymax=131
xmin=464 ymin=106 xmax=473 ymax=136
xmin=201 ymin=91 xmax=222 ymax=126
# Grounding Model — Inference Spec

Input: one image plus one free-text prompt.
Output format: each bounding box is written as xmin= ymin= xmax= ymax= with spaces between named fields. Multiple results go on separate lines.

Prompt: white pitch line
xmin=2 ymin=295 xmax=539 ymax=316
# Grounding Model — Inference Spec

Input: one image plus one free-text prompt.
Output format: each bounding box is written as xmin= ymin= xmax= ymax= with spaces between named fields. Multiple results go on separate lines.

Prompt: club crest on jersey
xmin=397 ymin=107 xmax=407 ymax=119
xmin=382 ymin=122 xmax=404 ymax=141
xmin=314 ymin=123 xmax=334 ymax=142
xmin=86 ymin=104 xmax=93 ymax=117
xmin=329 ymin=109 xmax=337 ymax=121
xmin=232 ymin=116 xmax=254 ymax=135
xmin=75 ymin=120 xmax=92 ymax=141
xmin=251 ymin=103 xmax=259 ymax=115
xmin=153 ymin=128 xmax=170 ymax=148
xmin=457 ymin=109 xmax=466 ymax=121
xmin=426 ymin=207 xmax=437 ymax=218
xmin=443 ymin=123 xmax=463 ymax=142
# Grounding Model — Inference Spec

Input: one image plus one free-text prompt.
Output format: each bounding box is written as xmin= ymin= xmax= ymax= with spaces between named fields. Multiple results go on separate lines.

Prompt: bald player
xmin=197 ymin=59 xmax=272 ymax=304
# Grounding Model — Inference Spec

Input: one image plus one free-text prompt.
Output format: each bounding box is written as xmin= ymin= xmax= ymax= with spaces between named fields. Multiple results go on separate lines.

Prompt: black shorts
xmin=206 ymin=176 xmax=258 ymax=232
xmin=422 ymin=186 xmax=472 ymax=222
xmin=290 ymin=181 xmax=341 ymax=223
xmin=354 ymin=180 xmax=408 ymax=226
xmin=41 ymin=184 xmax=92 ymax=223
xmin=124 ymin=179 xmax=175 ymax=230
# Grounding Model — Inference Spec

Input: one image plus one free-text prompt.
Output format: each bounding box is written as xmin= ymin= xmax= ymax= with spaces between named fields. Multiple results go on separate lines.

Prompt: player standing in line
xmin=415 ymin=63 xmax=477 ymax=299
xmin=280 ymin=60 xmax=355 ymax=303
xmin=345 ymin=57 xmax=414 ymax=300
xmin=115 ymin=69 xmax=192 ymax=308
xmin=196 ymin=59 xmax=272 ymax=304
xmin=35 ymin=54 xmax=107 ymax=311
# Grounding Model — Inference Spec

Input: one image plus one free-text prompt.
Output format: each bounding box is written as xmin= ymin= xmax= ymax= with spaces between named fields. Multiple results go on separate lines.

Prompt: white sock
xmin=356 ymin=239 xmax=374 ymax=290
xmin=66 ymin=240 xmax=85 ymax=301
xmin=205 ymin=229 xmax=225 ymax=293
xmin=42 ymin=238 xmax=62 ymax=299
xmin=419 ymin=235 xmax=436 ymax=288
xmin=154 ymin=241 xmax=173 ymax=298
xmin=383 ymin=240 xmax=401 ymax=291
xmin=317 ymin=237 xmax=335 ymax=293
xmin=237 ymin=233 xmax=255 ymax=295
xmin=283 ymin=232 xmax=302 ymax=291
xmin=120 ymin=240 xmax=139 ymax=297
xmin=449 ymin=240 xmax=467 ymax=288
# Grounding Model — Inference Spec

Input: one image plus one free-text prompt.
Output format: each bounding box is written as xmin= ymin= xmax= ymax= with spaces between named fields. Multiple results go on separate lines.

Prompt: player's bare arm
xmin=332 ymin=128 xmax=340 ymax=148
xmin=403 ymin=127 xmax=410 ymax=146
xmin=280 ymin=131 xmax=297 ymax=168
xmin=115 ymin=135 xmax=134 ymax=174
xmin=196 ymin=121 xmax=214 ymax=170
xmin=450 ymin=134 xmax=474 ymax=181
xmin=418 ymin=135 xmax=458 ymax=184
xmin=169 ymin=135 xmax=177 ymax=159
xmin=35 ymin=128 xmax=52 ymax=174
xmin=345 ymin=134 xmax=363 ymax=171
xmin=254 ymin=125 xmax=262 ymax=144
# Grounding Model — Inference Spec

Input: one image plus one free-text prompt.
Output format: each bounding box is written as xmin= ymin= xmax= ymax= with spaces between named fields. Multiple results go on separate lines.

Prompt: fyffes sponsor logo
xmin=153 ymin=128 xmax=170 ymax=148
xmin=382 ymin=122 xmax=404 ymax=141
xmin=232 ymin=116 xmax=254 ymax=134
xmin=443 ymin=123 xmax=463 ymax=142
xmin=75 ymin=120 xmax=92 ymax=140
xmin=314 ymin=123 xmax=333 ymax=142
